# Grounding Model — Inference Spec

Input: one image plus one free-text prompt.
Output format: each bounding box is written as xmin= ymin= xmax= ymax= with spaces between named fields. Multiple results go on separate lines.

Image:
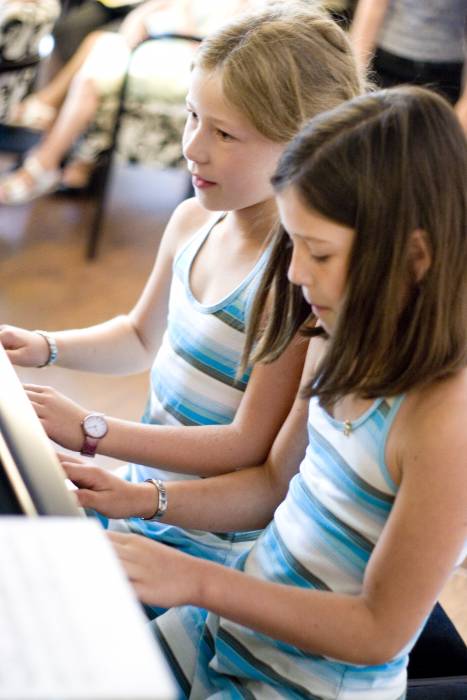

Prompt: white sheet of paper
xmin=0 ymin=517 xmax=178 ymax=699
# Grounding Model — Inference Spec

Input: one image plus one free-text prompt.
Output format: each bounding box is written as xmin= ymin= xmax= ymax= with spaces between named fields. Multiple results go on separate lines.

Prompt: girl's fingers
xmin=24 ymin=389 xmax=41 ymax=400
xmin=56 ymin=452 xmax=86 ymax=465
xmin=23 ymin=383 xmax=47 ymax=393
xmin=107 ymin=531 xmax=136 ymax=551
xmin=6 ymin=349 xmax=26 ymax=362
xmin=60 ymin=462 xmax=96 ymax=487
xmin=111 ymin=546 xmax=146 ymax=578
xmin=107 ymin=531 xmax=130 ymax=544
xmin=75 ymin=488 xmax=101 ymax=510
xmin=107 ymin=532 xmax=142 ymax=559
xmin=28 ymin=400 xmax=44 ymax=416
xmin=25 ymin=394 xmax=46 ymax=410
xmin=121 ymin=561 xmax=145 ymax=583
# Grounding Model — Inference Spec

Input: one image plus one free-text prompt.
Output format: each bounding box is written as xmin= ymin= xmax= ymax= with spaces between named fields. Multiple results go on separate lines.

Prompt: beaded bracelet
xmin=141 ymin=478 xmax=168 ymax=520
xmin=34 ymin=330 xmax=58 ymax=367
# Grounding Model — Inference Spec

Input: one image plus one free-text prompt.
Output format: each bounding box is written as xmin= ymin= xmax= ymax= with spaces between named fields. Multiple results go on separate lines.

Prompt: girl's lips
xmin=302 ymin=290 xmax=327 ymax=312
xmin=311 ymin=304 xmax=329 ymax=315
xmin=192 ymin=175 xmax=216 ymax=189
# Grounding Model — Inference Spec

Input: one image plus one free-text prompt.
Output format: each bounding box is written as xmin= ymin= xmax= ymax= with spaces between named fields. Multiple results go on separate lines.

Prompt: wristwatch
xmin=80 ymin=413 xmax=108 ymax=457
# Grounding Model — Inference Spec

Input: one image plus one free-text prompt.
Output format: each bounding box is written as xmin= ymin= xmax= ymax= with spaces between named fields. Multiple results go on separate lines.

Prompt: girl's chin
xmin=194 ymin=190 xmax=222 ymax=210
xmin=310 ymin=307 xmax=335 ymax=335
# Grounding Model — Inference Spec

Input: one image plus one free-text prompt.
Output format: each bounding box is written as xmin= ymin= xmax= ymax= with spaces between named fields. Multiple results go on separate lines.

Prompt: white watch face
xmin=83 ymin=414 xmax=108 ymax=439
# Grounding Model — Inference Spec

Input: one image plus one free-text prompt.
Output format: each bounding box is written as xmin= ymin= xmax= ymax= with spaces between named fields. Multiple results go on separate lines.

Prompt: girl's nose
xmin=287 ymin=241 xmax=311 ymax=288
xmin=183 ymin=125 xmax=209 ymax=165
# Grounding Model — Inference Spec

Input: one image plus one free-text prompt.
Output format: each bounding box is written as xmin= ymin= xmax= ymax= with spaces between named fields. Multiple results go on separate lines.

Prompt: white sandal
xmin=7 ymin=97 xmax=57 ymax=131
xmin=0 ymin=157 xmax=61 ymax=205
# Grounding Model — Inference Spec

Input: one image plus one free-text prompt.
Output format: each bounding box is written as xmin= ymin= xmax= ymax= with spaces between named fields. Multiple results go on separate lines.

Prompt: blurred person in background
xmin=53 ymin=0 xmax=145 ymax=65
xmin=0 ymin=0 xmax=254 ymax=203
xmin=350 ymin=0 xmax=467 ymax=132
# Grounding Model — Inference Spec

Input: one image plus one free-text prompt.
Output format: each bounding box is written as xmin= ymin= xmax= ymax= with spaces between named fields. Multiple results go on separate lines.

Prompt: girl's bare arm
xmin=110 ymin=369 xmax=467 ymax=665
xmin=29 ymin=331 xmax=306 ymax=472
xmin=350 ymin=0 xmax=391 ymax=70
xmin=62 ymin=340 xmax=320 ymax=526
xmin=0 ymin=199 xmax=207 ymax=374
xmin=102 ymin=337 xmax=307 ymax=472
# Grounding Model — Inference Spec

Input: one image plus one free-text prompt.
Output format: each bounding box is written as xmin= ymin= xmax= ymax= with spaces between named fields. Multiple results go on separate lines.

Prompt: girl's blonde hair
xmin=195 ymin=1 xmax=364 ymax=143
xmin=194 ymin=2 xmax=364 ymax=376
xmin=268 ymin=86 xmax=467 ymax=404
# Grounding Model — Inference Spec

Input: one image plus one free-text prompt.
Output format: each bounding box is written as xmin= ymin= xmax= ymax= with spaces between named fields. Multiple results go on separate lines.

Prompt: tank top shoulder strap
xmin=220 ymin=242 xmax=271 ymax=328
xmin=377 ymin=395 xmax=406 ymax=494
xmin=173 ymin=212 xmax=226 ymax=278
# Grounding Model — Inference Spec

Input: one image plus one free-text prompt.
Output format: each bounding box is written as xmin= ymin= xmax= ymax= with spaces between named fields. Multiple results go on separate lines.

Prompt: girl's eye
xmin=187 ymin=109 xmax=198 ymax=121
xmin=311 ymin=254 xmax=330 ymax=263
xmin=217 ymin=129 xmax=234 ymax=141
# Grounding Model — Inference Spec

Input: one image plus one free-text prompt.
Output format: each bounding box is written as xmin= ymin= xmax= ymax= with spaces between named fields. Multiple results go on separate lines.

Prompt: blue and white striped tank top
xmin=119 ymin=214 xmax=269 ymax=563
xmin=156 ymin=395 xmax=417 ymax=699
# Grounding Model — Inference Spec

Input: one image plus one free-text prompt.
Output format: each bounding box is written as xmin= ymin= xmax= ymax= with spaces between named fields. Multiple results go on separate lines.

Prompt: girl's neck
xmin=226 ymin=197 xmax=278 ymax=243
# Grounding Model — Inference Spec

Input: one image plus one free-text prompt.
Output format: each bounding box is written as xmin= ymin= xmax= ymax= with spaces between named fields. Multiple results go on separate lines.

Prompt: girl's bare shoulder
xmin=407 ymin=368 xmax=467 ymax=422
xmin=165 ymin=197 xmax=216 ymax=253
xmin=395 ymin=368 xmax=467 ymax=459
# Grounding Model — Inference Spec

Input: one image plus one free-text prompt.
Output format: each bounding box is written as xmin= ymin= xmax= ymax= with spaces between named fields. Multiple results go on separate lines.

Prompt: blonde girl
xmin=1 ymin=3 xmax=362 ymax=568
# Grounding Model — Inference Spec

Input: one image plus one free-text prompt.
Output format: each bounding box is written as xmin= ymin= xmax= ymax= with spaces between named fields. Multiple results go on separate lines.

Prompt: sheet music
xmin=0 ymin=517 xmax=177 ymax=699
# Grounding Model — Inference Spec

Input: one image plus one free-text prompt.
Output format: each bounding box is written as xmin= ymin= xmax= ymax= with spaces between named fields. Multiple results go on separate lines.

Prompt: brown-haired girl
xmin=65 ymin=86 xmax=466 ymax=698
xmin=1 ymin=2 xmax=362 ymax=571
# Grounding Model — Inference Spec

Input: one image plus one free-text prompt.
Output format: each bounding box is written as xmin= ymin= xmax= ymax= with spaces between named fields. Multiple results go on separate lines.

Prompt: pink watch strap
xmin=80 ymin=436 xmax=99 ymax=457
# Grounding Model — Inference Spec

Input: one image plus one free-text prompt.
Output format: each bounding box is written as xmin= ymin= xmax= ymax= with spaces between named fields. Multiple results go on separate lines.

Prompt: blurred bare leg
xmin=0 ymin=74 xmax=100 ymax=202
xmin=31 ymin=74 xmax=100 ymax=171
xmin=34 ymin=31 xmax=105 ymax=111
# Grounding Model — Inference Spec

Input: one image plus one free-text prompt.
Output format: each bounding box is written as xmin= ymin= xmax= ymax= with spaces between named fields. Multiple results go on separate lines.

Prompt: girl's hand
xmin=0 ymin=324 xmax=50 ymax=367
xmin=59 ymin=454 xmax=154 ymax=518
xmin=108 ymin=531 xmax=202 ymax=608
xmin=24 ymin=384 xmax=88 ymax=451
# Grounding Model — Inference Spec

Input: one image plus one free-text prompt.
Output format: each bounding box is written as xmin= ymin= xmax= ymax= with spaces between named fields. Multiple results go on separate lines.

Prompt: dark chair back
xmin=407 ymin=603 xmax=467 ymax=699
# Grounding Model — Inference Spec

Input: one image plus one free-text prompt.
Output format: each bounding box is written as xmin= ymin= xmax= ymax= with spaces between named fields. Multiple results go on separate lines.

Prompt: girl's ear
xmin=408 ymin=229 xmax=432 ymax=282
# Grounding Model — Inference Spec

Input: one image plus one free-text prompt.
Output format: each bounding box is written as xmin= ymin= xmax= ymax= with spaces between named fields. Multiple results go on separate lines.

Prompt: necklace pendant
xmin=343 ymin=420 xmax=352 ymax=437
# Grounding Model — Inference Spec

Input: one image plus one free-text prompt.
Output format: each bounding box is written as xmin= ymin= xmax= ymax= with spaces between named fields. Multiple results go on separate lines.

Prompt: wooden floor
xmin=0 ymin=158 xmax=466 ymax=643
xmin=0 ymin=157 xmax=187 ymax=461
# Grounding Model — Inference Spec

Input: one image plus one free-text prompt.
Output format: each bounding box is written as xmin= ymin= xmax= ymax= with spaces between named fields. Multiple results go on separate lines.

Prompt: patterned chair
xmin=73 ymin=33 xmax=201 ymax=259
xmin=0 ymin=0 xmax=59 ymax=157
xmin=68 ymin=0 xmax=255 ymax=258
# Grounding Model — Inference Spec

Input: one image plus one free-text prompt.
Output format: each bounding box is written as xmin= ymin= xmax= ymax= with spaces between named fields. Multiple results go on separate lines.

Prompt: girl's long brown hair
xmin=253 ymin=87 xmax=467 ymax=405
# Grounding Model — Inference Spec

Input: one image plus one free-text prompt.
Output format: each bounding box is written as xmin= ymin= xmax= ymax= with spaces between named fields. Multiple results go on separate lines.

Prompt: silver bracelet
xmin=141 ymin=478 xmax=168 ymax=520
xmin=34 ymin=330 xmax=58 ymax=367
